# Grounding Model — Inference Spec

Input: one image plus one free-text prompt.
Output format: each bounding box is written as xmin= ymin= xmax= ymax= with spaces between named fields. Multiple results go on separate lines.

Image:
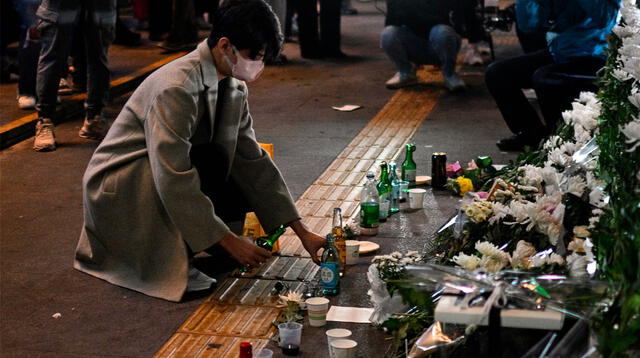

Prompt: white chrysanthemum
xmin=568 ymin=238 xmax=587 ymax=253
xmin=620 ymin=118 xmax=640 ymax=152
xmin=573 ymin=125 xmax=593 ymax=145
xmin=613 ymin=25 xmax=635 ymax=38
xmin=480 ymin=255 xmax=508 ymax=273
xmin=622 ymin=56 xmax=640 ymax=81
xmin=549 ymin=253 xmax=565 ymax=266
xmin=453 ymin=253 xmax=481 ymax=271
xmin=543 ymin=135 xmax=564 ymax=150
xmin=488 ymin=202 xmax=508 ymax=225
xmin=565 ymin=176 xmax=587 ymax=197
xmin=475 ymin=241 xmax=502 ymax=257
xmin=578 ymin=91 xmax=598 ymax=105
xmin=613 ymin=69 xmax=633 ymax=82
xmin=629 ymin=91 xmax=640 ymax=109
xmin=542 ymin=166 xmax=561 ymax=194
xmin=566 ymin=253 xmax=589 ymax=278
xmin=511 ymin=240 xmax=536 ymax=269
xmin=519 ymin=164 xmax=545 ymax=186
xmin=589 ymin=187 xmax=607 ymax=208
xmin=547 ymin=148 xmax=568 ymax=167
xmin=279 ymin=290 xmax=304 ymax=304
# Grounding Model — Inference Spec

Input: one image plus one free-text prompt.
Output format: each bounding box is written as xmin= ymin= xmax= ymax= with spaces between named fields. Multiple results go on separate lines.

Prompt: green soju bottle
xmin=360 ymin=172 xmax=380 ymax=236
xmin=402 ymin=143 xmax=417 ymax=187
xmin=320 ymin=234 xmax=341 ymax=295
xmin=389 ymin=161 xmax=400 ymax=214
xmin=239 ymin=225 xmax=285 ymax=273
xmin=377 ymin=161 xmax=391 ymax=221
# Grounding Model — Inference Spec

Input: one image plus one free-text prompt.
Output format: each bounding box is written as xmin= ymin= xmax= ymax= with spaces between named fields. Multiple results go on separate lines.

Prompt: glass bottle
xmin=360 ymin=172 xmax=380 ymax=235
xmin=239 ymin=225 xmax=285 ymax=273
xmin=389 ymin=161 xmax=400 ymax=214
xmin=402 ymin=143 xmax=417 ymax=187
xmin=377 ymin=161 xmax=391 ymax=221
xmin=320 ymin=234 xmax=341 ymax=295
xmin=332 ymin=208 xmax=346 ymax=276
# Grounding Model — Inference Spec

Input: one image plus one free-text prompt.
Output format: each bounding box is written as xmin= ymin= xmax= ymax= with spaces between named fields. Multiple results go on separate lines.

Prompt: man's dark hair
xmin=207 ymin=0 xmax=283 ymax=62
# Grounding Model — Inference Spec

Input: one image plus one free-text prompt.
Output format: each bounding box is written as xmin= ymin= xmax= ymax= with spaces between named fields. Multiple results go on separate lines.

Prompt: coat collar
xmin=197 ymin=40 xmax=219 ymax=89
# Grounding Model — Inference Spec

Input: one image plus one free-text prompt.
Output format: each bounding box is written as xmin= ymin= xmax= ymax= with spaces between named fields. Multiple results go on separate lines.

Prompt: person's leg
xmin=296 ymin=0 xmax=321 ymax=58
xmin=190 ymin=142 xmax=251 ymax=231
xmin=426 ymin=24 xmax=465 ymax=90
xmin=149 ymin=0 xmax=171 ymax=41
xmin=35 ymin=1 xmax=81 ymax=121
xmin=532 ymin=56 xmax=604 ymax=132
xmin=79 ymin=0 xmax=116 ymax=140
xmin=485 ymin=49 xmax=553 ymax=149
xmin=160 ymin=0 xmax=198 ymax=51
xmin=380 ymin=26 xmax=429 ymax=74
xmin=15 ymin=0 xmax=40 ymax=106
xmin=319 ymin=0 xmax=343 ymax=56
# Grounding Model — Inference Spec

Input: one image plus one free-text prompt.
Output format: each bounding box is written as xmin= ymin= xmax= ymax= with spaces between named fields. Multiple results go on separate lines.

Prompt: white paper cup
xmin=345 ymin=240 xmax=360 ymax=265
xmin=255 ymin=348 xmax=273 ymax=358
xmin=330 ymin=339 xmax=357 ymax=358
xmin=326 ymin=329 xmax=352 ymax=358
xmin=278 ymin=322 xmax=302 ymax=347
xmin=408 ymin=188 xmax=427 ymax=209
xmin=306 ymin=297 xmax=330 ymax=327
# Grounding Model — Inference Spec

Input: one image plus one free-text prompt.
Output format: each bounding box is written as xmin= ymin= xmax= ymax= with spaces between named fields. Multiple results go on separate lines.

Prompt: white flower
xmin=589 ymin=187 xmax=607 ymax=208
xmin=541 ymin=166 xmax=561 ymax=194
xmin=629 ymin=91 xmax=640 ymax=109
xmin=543 ymin=136 xmax=564 ymax=150
xmin=519 ymin=164 xmax=545 ymax=186
xmin=453 ymin=253 xmax=481 ymax=271
xmin=568 ymin=238 xmax=587 ymax=253
xmin=480 ymin=255 xmax=508 ymax=273
xmin=620 ymin=118 xmax=640 ymax=152
xmin=547 ymin=148 xmax=568 ymax=167
xmin=613 ymin=69 xmax=633 ymax=82
xmin=578 ymin=92 xmax=598 ymax=105
xmin=488 ymin=202 xmax=508 ymax=225
xmin=565 ymin=176 xmax=587 ymax=197
xmin=566 ymin=253 xmax=589 ymax=278
xmin=511 ymin=240 xmax=537 ymax=269
xmin=548 ymin=253 xmax=565 ymax=266
xmin=279 ymin=290 xmax=304 ymax=305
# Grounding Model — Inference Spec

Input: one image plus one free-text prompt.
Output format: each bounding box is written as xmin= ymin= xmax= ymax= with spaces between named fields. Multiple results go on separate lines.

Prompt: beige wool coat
xmin=74 ymin=41 xmax=300 ymax=302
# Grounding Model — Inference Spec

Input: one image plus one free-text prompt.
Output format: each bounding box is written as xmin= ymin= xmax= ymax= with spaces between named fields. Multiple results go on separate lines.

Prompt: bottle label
xmin=320 ymin=262 xmax=339 ymax=288
xmin=360 ymin=202 xmax=380 ymax=228
xmin=404 ymin=170 xmax=416 ymax=183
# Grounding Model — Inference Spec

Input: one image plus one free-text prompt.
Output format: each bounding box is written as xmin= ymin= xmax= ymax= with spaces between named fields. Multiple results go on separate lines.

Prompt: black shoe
xmin=496 ymin=133 xmax=540 ymax=151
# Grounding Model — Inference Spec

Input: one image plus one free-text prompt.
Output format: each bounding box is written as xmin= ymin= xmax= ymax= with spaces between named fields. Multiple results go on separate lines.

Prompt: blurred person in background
xmin=485 ymin=0 xmax=619 ymax=151
xmin=33 ymin=0 xmax=117 ymax=152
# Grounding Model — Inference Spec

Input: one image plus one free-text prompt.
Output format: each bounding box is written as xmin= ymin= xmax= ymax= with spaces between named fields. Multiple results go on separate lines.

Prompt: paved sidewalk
xmin=0 ymin=3 xmax=522 ymax=356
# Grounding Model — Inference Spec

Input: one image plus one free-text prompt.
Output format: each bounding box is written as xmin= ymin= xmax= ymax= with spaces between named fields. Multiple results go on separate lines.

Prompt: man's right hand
xmin=218 ymin=232 xmax=272 ymax=267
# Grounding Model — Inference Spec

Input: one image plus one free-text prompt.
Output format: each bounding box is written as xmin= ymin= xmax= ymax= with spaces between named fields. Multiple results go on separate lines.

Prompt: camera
xmin=480 ymin=2 xmax=516 ymax=32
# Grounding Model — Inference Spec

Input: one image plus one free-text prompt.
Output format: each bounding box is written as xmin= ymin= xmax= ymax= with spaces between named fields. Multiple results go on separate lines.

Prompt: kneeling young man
xmin=74 ymin=0 xmax=326 ymax=301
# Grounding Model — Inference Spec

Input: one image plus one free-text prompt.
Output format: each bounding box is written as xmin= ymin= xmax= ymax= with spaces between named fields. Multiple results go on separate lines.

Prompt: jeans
xmin=12 ymin=0 xmax=41 ymax=96
xmin=35 ymin=0 xmax=116 ymax=119
xmin=380 ymin=24 xmax=461 ymax=78
xmin=485 ymin=49 xmax=604 ymax=140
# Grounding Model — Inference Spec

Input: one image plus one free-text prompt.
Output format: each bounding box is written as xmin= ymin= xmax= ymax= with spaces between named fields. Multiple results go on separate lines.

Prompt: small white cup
xmin=255 ymin=348 xmax=273 ymax=358
xmin=326 ymin=329 xmax=352 ymax=358
xmin=278 ymin=322 xmax=303 ymax=347
xmin=330 ymin=339 xmax=357 ymax=358
xmin=408 ymin=188 xmax=427 ymax=209
xmin=345 ymin=240 xmax=360 ymax=265
xmin=306 ymin=297 xmax=330 ymax=327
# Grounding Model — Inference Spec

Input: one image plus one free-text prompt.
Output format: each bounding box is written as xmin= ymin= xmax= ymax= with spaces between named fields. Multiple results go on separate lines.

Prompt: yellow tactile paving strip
xmin=153 ymin=68 xmax=445 ymax=358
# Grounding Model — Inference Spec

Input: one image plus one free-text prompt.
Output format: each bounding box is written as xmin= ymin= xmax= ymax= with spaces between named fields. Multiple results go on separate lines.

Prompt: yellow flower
xmin=456 ymin=176 xmax=474 ymax=196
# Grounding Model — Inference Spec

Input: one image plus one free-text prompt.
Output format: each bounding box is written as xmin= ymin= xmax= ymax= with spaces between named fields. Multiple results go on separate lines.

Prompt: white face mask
xmin=224 ymin=45 xmax=264 ymax=82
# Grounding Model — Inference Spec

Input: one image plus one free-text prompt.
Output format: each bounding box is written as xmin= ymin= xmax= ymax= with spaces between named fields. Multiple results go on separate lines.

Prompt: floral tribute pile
xmin=367 ymin=1 xmax=640 ymax=356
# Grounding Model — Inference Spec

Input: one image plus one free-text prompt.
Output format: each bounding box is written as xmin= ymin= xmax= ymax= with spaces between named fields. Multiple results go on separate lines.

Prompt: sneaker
xmin=443 ymin=73 xmax=466 ymax=92
xmin=186 ymin=266 xmax=216 ymax=292
xmin=17 ymin=95 xmax=36 ymax=110
xmin=385 ymin=72 xmax=418 ymax=89
xmin=463 ymin=45 xmax=484 ymax=66
xmin=33 ymin=118 xmax=56 ymax=152
xmin=78 ymin=115 xmax=109 ymax=140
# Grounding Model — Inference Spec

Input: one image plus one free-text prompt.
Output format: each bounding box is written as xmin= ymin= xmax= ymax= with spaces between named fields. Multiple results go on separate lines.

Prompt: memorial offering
xmin=366 ymin=1 xmax=640 ymax=355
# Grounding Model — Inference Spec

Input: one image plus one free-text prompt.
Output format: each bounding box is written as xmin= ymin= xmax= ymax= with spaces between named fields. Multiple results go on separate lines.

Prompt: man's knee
xmin=380 ymin=25 xmax=406 ymax=51
xmin=429 ymin=24 xmax=460 ymax=44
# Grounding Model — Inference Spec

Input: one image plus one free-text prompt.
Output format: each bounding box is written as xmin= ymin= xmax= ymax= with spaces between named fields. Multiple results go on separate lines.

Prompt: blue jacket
xmin=516 ymin=0 xmax=620 ymax=63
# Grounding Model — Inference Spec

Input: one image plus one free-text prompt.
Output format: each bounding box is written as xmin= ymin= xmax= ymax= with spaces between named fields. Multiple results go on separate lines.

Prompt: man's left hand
xmin=298 ymin=231 xmax=326 ymax=264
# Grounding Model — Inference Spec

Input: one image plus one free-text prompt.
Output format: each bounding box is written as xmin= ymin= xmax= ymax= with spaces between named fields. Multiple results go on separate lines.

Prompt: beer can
xmin=431 ymin=152 xmax=447 ymax=189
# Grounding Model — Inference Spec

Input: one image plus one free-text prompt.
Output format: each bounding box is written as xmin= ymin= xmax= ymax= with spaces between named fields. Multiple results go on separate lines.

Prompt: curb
xmin=0 ymin=52 xmax=186 ymax=150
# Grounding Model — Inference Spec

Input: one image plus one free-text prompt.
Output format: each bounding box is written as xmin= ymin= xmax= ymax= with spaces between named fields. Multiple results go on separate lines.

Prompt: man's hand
xmin=218 ymin=232 xmax=272 ymax=267
xmin=288 ymin=220 xmax=326 ymax=264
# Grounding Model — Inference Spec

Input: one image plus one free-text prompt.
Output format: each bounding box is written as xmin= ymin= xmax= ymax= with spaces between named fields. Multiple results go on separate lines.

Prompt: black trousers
xmin=485 ymin=49 xmax=604 ymax=141
xmin=295 ymin=0 xmax=342 ymax=57
xmin=189 ymin=142 xmax=251 ymax=226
